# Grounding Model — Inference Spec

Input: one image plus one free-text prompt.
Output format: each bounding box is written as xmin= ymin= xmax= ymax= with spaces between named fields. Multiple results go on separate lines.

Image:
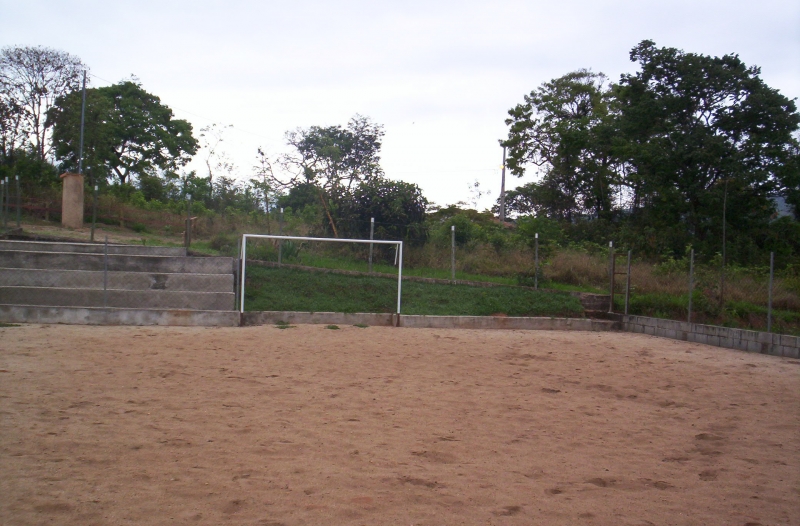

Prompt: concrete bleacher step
xmin=0 ymin=240 xmax=187 ymax=256
xmin=0 ymin=250 xmax=235 ymax=274
xmin=0 ymin=268 xmax=233 ymax=293
xmin=0 ymin=286 xmax=234 ymax=311
xmin=0 ymin=239 xmax=238 ymax=316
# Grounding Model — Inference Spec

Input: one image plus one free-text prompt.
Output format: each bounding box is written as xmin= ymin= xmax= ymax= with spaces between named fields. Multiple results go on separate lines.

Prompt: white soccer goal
xmin=238 ymin=234 xmax=404 ymax=314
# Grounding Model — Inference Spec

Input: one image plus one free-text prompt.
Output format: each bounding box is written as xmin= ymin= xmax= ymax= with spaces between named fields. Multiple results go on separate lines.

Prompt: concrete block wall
xmin=623 ymin=315 xmax=799 ymax=359
xmin=242 ymin=311 xmax=620 ymax=332
xmin=242 ymin=311 xmax=396 ymax=327
xmin=398 ymin=315 xmax=618 ymax=331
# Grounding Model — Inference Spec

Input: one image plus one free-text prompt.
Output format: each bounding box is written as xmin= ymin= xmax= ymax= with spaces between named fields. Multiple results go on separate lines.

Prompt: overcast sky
xmin=2 ymin=0 xmax=799 ymax=210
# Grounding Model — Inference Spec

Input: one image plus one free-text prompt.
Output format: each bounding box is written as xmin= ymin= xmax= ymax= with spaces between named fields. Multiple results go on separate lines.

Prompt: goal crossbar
xmin=239 ymin=234 xmax=404 ymax=314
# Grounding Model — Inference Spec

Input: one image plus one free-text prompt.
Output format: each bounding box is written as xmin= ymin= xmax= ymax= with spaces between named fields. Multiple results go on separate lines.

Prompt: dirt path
xmin=1 ymin=324 xmax=798 ymax=525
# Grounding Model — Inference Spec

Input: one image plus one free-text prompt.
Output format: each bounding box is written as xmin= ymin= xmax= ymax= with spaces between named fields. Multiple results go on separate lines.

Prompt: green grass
xmin=244 ymin=266 xmax=584 ymax=317
xmin=191 ymin=241 xmax=601 ymax=292
xmin=538 ymin=281 xmax=606 ymax=294
xmin=293 ymin=253 xmax=517 ymax=285
xmin=0 ymin=323 xmax=20 ymax=327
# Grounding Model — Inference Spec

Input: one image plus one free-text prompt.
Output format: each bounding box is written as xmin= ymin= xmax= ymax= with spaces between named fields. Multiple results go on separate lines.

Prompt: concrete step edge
xmin=0 ymin=285 xmax=233 ymax=294
xmin=0 ymin=267 xmax=234 ymax=277
xmin=0 ymin=240 xmax=187 ymax=255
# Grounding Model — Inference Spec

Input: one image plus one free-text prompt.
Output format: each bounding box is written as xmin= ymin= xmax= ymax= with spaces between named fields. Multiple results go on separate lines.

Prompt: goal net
xmin=238 ymin=234 xmax=404 ymax=314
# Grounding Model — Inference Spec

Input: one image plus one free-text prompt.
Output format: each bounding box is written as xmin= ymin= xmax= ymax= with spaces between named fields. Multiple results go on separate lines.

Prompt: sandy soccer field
xmin=0 ymin=324 xmax=798 ymax=526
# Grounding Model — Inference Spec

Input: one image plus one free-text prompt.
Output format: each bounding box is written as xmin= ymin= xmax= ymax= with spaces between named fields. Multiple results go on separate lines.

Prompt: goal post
xmin=239 ymin=234 xmax=404 ymax=314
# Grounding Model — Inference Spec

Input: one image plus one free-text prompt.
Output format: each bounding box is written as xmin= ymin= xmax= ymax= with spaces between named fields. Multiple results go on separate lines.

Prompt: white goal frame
xmin=239 ymin=234 xmax=404 ymax=314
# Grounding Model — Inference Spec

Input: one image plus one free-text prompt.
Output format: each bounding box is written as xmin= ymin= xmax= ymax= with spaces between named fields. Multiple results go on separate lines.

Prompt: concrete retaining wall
xmin=0 ymin=305 xmax=240 ymax=326
xmin=242 ymin=311 xmax=396 ymax=327
xmin=398 ymin=315 xmax=618 ymax=331
xmin=623 ymin=315 xmax=799 ymax=358
xmin=242 ymin=311 xmax=619 ymax=331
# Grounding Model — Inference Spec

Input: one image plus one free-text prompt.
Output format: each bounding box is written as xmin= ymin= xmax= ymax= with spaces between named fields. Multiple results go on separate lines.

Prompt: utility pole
xmin=499 ymin=145 xmax=507 ymax=222
xmin=78 ymin=70 xmax=87 ymax=175
xmin=721 ymin=179 xmax=728 ymax=308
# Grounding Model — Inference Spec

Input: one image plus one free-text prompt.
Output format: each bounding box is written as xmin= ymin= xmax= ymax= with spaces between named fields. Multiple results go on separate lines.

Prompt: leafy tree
xmin=279 ymin=114 xmax=384 ymax=191
xmin=0 ymin=93 xmax=25 ymax=161
xmin=48 ymin=80 xmax=198 ymax=185
xmin=334 ymin=178 xmax=428 ymax=244
xmin=502 ymin=42 xmax=800 ymax=261
xmin=0 ymin=46 xmax=85 ymax=160
xmin=503 ymin=69 xmax=617 ymax=221
xmin=615 ymin=40 xmax=800 ymax=251
xmin=277 ymin=182 xmax=320 ymax=213
xmin=263 ymin=114 xmax=385 ymax=236
xmin=0 ymin=149 xmax=59 ymax=192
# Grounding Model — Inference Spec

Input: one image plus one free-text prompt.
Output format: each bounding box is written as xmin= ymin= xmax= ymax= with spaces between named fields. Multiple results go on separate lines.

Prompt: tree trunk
xmin=318 ymin=189 xmax=338 ymax=238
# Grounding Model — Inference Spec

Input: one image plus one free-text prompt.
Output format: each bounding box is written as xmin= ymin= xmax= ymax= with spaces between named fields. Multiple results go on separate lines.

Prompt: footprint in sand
xmin=493 ymin=505 xmax=522 ymax=516
xmin=699 ymin=470 xmax=718 ymax=481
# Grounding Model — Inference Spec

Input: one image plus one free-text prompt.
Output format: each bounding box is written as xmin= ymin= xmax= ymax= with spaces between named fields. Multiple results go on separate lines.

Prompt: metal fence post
xmin=534 ymin=233 xmax=539 ymax=290
xmin=608 ymin=241 xmax=614 ymax=313
xmin=103 ymin=235 xmax=109 ymax=308
xmin=234 ymin=237 xmax=242 ymax=310
xmin=240 ymin=235 xmax=248 ymax=313
xmin=369 ymin=217 xmax=374 ymax=273
xmin=184 ymin=194 xmax=192 ymax=248
xmin=625 ymin=250 xmax=631 ymax=315
xmin=15 ymin=175 xmax=20 ymax=227
xmin=767 ymin=251 xmax=774 ymax=333
xmin=278 ymin=207 xmax=284 ymax=266
xmin=5 ymin=177 xmax=9 ymax=228
xmin=688 ymin=249 xmax=695 ymax=323
xmin=397 ymin=241 xmax=403 ymax=315
xmin=451 ymin=225 xmax=456 ymax=282
xmin=91 ymin=185 xmax=98 ymax=242
xmin=1 ymin=178 xmax=6 ymax=228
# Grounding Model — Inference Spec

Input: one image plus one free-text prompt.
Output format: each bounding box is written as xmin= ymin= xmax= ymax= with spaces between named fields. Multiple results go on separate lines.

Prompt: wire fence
xmin=617 ymin=249 xmax=798 ymax=335
xmin=1 ymin=186 xmax=798 ymax=335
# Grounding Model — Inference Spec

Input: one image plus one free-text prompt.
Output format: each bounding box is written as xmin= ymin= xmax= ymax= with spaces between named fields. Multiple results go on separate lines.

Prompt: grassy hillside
xmin=243 ymin=266 xmax=584 ymax=317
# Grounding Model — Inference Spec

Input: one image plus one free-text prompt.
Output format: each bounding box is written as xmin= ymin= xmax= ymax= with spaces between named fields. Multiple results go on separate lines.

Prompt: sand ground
xmin=0 ymin=324 xmax=798 ymax=525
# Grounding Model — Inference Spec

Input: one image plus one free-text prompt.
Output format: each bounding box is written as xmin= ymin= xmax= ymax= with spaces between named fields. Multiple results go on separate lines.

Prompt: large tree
xmin=49 ymin=80 xmax=198 ymax=184
xmin=502 ymin=42 xmax=800 ymax=258
xmin=261 ymin=114 xmax=385 ymax=236
xmin=502 ymin=69 xmax=618 ymax=221
xmin=278 ymin=114 xmax=384 ymax=191
xmin=616 ymin=41 xmax=800 ymax=241
xmin=0 ymin=46 xmax=85 ymax=161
